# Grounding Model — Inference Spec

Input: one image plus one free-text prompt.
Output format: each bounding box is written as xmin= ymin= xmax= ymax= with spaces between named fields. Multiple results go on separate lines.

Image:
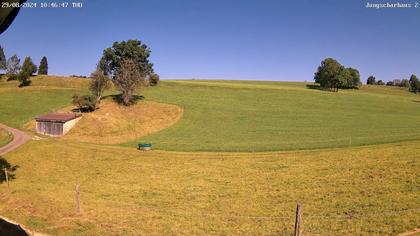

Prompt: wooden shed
xmin=35 ymin=113 xmax=82 ymax=137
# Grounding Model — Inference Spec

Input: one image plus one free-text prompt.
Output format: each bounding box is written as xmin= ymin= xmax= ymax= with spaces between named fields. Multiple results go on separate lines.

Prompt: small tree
xmin=15 ymin=57 xmax=37 ymax=87
xmin=149 ymin=73 xmax=160 ymax=86
xmin=386 ymin=81 xmax=393 ymax=86
xmin=115 ymin=59 xmax=144 ymax=106
xmin=400 ymin=79 xmax=410 ymax=88
xmin=6 ymin=54 xmax=20 ymax=79
xmin=409 ymin=74 xmax=419 ymax=93
xmin=0 ymin=46 xmax=6 ymax=71
xmin=367 ymin=76 xmax=376 ymax=85
xmin=21 ymin=57 xmax=37 ymax=75
xmin=17 ymin=71 xmax=31 ymax=87
xmin=38 ymin=56 xmax=48 ymax=75
xmin=89 ymin=68 xmax=110 ymax=102
xmin=377 ymin=80 xmax=385 ymax=85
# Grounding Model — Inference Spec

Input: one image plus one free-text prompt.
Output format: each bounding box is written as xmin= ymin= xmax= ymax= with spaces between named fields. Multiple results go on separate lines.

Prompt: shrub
xmin=149 ymin=73 xmax=160 ymax=86
xmin=72 ymin=94 xmax=97 ymax=112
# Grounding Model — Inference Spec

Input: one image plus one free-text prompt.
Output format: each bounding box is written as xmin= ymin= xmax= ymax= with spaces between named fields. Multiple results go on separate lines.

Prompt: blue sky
xmin=0 ymin=0 xmax=419 ymax=82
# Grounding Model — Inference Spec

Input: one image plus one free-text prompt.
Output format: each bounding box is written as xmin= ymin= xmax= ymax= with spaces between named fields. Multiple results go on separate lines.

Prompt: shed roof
xmin=35 ymin=113 xmax=82 ymax=123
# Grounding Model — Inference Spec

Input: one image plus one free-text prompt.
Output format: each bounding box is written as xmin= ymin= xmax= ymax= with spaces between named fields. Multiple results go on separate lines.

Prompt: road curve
xmin=0 ymin=123 xmax=31 ymax=155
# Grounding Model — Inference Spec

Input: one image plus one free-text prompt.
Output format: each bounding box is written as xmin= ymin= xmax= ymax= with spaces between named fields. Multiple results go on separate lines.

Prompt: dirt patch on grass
xmin=59 ymin=100 xmax=183 ymax=144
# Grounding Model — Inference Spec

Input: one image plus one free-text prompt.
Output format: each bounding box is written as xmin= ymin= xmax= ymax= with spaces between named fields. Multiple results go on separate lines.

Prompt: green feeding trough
xmin=138 ymin=143 xmax=152 ymax=151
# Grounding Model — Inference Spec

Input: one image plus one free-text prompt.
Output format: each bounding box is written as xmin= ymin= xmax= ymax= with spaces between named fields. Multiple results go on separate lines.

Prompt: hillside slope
xmin=133 ymin=80 xmax=420 ymax=151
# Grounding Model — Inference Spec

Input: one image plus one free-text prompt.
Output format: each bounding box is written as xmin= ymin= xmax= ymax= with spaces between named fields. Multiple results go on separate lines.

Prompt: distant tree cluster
xmin=0 ymin=45 xmax=48 ymax=87
xmin=314 ymin=58 xmax=361 ymax=91
xmin=70 ymin=75 xmax=88 ymax=78
xmin=367 ymin=76 xmax=385 ymax=86
xmin=368 ymin=74 xmax=420 ymax=93
xmin=385 ymin=79 xmax=411 ymax=88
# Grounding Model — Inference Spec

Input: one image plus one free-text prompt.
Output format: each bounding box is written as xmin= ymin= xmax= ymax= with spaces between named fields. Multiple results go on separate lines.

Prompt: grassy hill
xmin=1 ymin=139 xmax=419 ymax=235
xmin=133 ymin=80 xmax=420 ymax=151
xmin=2 ymin=76 xmax=420 ymax=152
xmin=0 ymin=76 xmax=418 ymax=235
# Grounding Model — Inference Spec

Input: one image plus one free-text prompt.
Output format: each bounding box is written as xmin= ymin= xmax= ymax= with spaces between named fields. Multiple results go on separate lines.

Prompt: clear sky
xmin=0 ymin=0 xmax=419 ymax=82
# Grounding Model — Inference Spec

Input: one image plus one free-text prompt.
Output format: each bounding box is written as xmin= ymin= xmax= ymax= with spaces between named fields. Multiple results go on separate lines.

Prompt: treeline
xmin=366 ymin=75 xmax=420 ymax=93
xmin=0 ymin=45 xmax=48 ymax=87
xmin=314 ymin=58 xmax=361 ymax=92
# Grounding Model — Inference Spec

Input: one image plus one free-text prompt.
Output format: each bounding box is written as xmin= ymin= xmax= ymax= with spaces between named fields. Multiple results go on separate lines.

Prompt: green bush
xmin=72 ymin=94 xmax=97 ymax=112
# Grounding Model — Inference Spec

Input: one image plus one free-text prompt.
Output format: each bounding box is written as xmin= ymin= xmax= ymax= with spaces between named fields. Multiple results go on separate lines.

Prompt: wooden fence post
xmin=74 ymin=180 xmax=81 ymax=214
xmin=294 ymin=203 xmax=301 ymax=236
xmin=4 ymin=168 xmax=9 ymax=191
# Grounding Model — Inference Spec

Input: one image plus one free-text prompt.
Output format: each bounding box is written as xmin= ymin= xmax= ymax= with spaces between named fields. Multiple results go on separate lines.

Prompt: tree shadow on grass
xmin=103 ymin=94 xmax=145 ymax=106
xmin=306 ymin=84 xmax=322 ymax=90
xmin=0 ymin=156 xmax=19 ymax=183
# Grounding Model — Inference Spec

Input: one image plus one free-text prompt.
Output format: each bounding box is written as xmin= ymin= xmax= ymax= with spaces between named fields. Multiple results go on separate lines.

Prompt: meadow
xmin=0 ymin=76 xmax=418 ymax=235
xmin=0 ymin=139 xmax=418 ymax=235
xmin=134 ymin=80 xmax=420 ymax=151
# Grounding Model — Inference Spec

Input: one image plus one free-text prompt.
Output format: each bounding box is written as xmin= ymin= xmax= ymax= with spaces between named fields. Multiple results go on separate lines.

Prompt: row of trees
xmin=366 ymin=74 xmax=420 ymax=93
xmin=0 ymin=46 xmax=48 ymax=87
xmin=73 ymin=39 xmax=160 ymax=111
xmin=314 ymin=58 xmax=361 ymax=92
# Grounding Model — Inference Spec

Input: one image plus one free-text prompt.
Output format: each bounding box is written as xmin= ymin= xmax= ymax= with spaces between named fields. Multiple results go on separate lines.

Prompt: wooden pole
xmin=74 ymin=180 xmax=81 ymax=214
xmin=294 ymin=203 xmax=301 ymax=236
xmin=4 ymin=168 xmax=9 ymax=190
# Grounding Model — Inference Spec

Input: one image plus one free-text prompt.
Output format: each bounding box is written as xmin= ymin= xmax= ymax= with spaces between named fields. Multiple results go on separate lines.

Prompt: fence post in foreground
xmin=294 ymin=203 xmax=301 ymax=236
xmin=4 ymin=168 xmax=9 ymax=190
xmin=74 ymin=180 xmax=81 ymax=214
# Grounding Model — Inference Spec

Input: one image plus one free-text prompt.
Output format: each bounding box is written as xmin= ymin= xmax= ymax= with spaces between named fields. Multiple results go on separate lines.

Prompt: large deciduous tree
xmin=314 ymin=58 xmax=360 ymax=91
xmin=115 ymin=59 xmax=145 ymax=106
xmin=38 ymin=56 xmax=48 ymax=75
xmin=314 ymin=58 xmax=344 ymax=91
xmin=98 ymin=39 xmax=154 ymax=79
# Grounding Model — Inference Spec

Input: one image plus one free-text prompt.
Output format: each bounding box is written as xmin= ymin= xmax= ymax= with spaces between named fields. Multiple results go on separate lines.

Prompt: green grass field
xmin=0 ymin=128 xmax=12 ymax=148
xmin=0 ymin=76 xmax=418 ymax=235
xmin=131 ymin=80 xmax=420 ymax=151
xmin=1 ymin=140 xmax=419 ymax=235
xmin=0 ymin=76 xmax=88 ymax=128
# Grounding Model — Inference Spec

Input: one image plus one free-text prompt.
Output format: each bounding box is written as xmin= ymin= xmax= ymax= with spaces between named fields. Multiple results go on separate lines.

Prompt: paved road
xmin=0 ymin=123 xmax=31 ymax=156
